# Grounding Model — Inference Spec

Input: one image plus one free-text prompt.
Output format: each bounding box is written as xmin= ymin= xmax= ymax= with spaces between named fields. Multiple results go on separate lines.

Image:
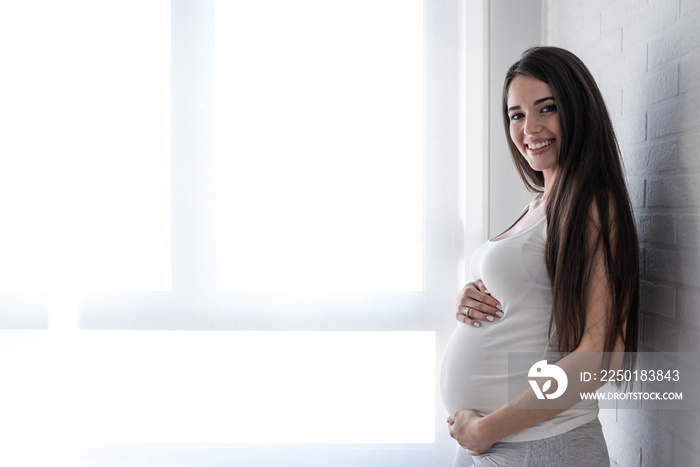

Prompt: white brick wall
xmin=543 ymin=0 xmax=700 ymax=466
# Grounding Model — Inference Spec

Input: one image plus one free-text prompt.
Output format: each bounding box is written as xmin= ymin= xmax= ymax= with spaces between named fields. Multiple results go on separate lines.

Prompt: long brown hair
xmin=501 ymin=47 xmax=639 ymax=359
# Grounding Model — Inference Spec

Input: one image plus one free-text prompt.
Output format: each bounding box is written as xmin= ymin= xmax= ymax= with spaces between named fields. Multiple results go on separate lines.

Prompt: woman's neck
xmin=542 ymin=167 xmax=557 ymax=201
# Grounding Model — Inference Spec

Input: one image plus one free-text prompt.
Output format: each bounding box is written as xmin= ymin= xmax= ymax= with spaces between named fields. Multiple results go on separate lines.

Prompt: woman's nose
xmin=524 ymin=116 xmax=542 ymax=135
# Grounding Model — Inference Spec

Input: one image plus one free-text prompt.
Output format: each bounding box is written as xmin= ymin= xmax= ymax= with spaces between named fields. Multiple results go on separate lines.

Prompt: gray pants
xmin=453 ymin=418 xmax=610 ymax=467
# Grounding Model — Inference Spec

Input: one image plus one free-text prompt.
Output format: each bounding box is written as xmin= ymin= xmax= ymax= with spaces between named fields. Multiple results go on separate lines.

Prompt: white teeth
xmin=528 ymin=140 xmax=554 ymax=150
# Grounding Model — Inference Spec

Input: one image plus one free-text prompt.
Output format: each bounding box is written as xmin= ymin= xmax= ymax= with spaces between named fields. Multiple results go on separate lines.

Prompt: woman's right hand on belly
xmin=456 ymin=280 xmax=503 ymax=327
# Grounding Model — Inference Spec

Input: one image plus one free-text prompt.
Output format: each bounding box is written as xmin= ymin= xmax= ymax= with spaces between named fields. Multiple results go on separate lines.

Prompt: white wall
xmin=544 ymin=0 xmax=700 ymax=465
xmin=487 ymin=0 xmax=542 ymax=237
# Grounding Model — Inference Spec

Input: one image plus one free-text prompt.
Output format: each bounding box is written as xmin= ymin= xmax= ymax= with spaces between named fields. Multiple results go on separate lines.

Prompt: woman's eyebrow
xmin=508 ymin=96 xmax=555 ymax=113
xmin=534 ymin=96 xmax=555 ymax=105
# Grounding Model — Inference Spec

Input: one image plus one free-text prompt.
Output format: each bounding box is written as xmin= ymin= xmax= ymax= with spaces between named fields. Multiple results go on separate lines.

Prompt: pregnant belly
xmin=440 ymin=314 xmax=550 ymax=415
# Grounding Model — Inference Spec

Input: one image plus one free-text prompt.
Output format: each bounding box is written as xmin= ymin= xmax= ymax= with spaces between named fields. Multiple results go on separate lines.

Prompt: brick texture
xmin=544 ymin=0 xmax=700 ymax=465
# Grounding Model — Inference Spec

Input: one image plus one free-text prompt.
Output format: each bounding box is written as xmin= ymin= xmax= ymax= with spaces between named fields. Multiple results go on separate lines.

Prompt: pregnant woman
xmin=441 ymin=47 xmax=639 ymax=466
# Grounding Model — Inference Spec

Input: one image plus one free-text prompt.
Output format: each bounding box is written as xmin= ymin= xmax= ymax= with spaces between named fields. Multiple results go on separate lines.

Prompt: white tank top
xmin=440 ymin=210 xmax=598 ymax=442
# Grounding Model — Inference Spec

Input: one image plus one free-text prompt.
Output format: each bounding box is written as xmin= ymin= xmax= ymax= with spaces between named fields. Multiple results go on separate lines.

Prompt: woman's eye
xmin=510 ymin=113 xmax=524 ymax=121
xmin=541 ymin=105 xmax=557 ymax=113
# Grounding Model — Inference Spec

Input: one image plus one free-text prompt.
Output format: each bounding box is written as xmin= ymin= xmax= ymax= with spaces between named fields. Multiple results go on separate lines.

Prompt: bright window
xmin=0 ymin=0 xmax=473 ymax=465
xmin=215 ymin=0 xmax=423 ymax=295
xmin=78 ymin=331 xmax=435 ymax=444
xmin=0 ymin=0 xmax=171 ymax=296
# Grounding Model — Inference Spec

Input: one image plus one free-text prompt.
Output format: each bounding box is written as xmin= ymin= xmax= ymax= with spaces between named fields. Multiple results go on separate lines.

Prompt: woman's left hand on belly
xmin=447 ymin=409 xmax=494 ymax=455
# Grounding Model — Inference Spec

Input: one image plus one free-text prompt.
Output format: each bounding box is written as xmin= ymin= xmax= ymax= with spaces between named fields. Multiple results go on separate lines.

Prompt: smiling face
xmin=506 ymin=75 xmax=561 ymax=186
